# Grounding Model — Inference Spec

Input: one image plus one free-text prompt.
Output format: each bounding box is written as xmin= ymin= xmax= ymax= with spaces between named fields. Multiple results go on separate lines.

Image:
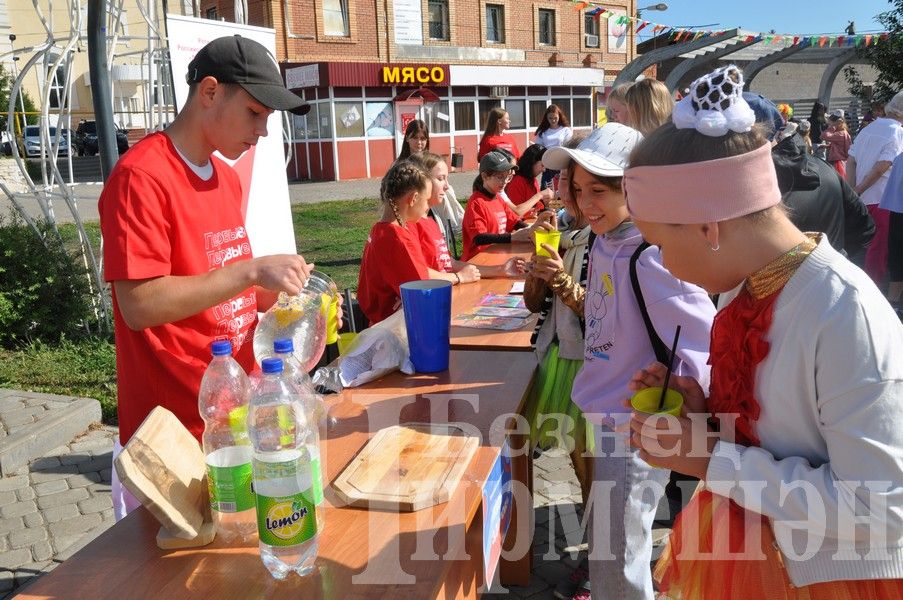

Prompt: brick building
xmin=199 ymin=0 xmax=638 ymax=180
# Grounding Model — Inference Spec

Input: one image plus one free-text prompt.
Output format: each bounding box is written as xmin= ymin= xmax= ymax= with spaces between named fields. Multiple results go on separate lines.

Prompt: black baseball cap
xmin=187 ymin=35 xmax=310 ymax=115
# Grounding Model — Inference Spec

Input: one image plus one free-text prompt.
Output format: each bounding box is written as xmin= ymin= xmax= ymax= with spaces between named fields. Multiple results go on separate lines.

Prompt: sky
xmin=634 ymin=0 xmax=893 ymax=40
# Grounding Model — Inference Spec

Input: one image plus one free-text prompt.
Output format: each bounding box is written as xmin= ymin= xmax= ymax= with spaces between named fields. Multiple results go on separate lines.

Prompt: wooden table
xmin=450 ymin=243 xmax=537 ymax=352
xmin=20 ymin=351 xmax=538 ymax=600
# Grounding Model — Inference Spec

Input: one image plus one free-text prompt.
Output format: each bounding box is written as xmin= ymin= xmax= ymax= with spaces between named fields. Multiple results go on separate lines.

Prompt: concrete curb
xmin=0 ymin=398 xmax=102 ymax=476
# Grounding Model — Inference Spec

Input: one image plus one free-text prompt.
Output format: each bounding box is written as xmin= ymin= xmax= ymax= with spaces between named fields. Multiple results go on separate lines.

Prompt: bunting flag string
xmin=567 ymin=0 xmax=898 ymax=48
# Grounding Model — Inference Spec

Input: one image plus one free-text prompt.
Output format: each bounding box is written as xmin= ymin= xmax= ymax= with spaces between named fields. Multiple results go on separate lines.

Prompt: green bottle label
xmin=207 ymin=462 xmax=254 ymax=513
xmin=255 ymin=492 xmax=318 ymax=546
xmin=311 ymin=455 xmax=324 ymax=506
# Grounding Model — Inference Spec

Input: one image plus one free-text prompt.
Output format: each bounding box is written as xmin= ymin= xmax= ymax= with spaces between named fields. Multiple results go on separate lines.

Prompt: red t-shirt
xmin=414 ymin=216 xmax=453 ymax=273
xmin=478 ymin=133 xmax=521 ymax=161
xmin=505 ymin=174 xmax=542 ymax=218
xmin=461 ymin=190 xmax=519 ymax=261
xmin=357 ymin=221 xmax=430 ymax=325
xmin=99 ymin=133 xmax=258 ymax=444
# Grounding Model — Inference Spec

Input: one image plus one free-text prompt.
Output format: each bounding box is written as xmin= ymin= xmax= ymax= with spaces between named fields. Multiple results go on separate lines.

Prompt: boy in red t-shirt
xmin=100 ymin=36 xmax=318 ymax=520
xmin=461 ymin=151 xmax=553 ymax=260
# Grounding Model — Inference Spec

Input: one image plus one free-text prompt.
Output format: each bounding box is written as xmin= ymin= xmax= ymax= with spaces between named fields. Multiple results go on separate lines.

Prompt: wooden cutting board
xmin=333 ymin=423 xmax=479 ymax=512
xmin=113 ymin=406 xmax=213 ymax=546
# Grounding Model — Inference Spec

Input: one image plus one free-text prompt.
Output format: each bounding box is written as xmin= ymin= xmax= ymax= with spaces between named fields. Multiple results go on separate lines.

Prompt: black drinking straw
xmin=659 ymin=325 xmax=682 ymax=411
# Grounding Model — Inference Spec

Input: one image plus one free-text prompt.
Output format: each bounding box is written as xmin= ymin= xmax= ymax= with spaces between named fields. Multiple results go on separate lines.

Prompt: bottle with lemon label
xmin=249 ymin=358 xmax=320 ymax=579
xmin=271 ymin=338 xmax=325 ymax=530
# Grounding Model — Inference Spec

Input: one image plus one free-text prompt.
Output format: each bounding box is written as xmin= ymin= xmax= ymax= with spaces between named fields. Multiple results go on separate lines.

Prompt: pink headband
xmin=624 ymin=143 xmax=781 ymax=224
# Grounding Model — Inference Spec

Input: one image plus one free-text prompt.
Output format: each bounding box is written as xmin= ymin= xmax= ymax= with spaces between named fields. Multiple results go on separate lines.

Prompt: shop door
xmin=394 ymin=101 xmax=423 ymax=154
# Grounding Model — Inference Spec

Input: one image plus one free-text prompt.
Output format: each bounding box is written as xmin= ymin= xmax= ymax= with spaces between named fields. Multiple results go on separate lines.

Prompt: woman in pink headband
xmin=625 ymin=65 xmax=903 ymax=598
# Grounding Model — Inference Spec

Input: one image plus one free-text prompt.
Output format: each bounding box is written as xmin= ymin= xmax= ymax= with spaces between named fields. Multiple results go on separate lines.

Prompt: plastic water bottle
xmin=273 ymin=339 xmax=325 ymax=529
xmin=198 ymin=340 xmax=256 ymax=543
xmin=249 ymin=358 xmax=320 ymax=579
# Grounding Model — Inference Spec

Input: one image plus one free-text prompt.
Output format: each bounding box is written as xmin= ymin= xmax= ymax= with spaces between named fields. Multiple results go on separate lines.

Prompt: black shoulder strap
xmin=629 ymin=242 xmax=670 ymax=364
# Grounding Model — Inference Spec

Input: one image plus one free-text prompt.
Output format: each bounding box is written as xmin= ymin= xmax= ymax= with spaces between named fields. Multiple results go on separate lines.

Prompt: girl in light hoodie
xmin=543 ymin=123 xmax=716 ymax=600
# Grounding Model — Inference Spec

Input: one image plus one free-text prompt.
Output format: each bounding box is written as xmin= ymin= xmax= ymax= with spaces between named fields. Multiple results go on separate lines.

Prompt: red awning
xmin=393 ymin=87 xmax=441 ymax=103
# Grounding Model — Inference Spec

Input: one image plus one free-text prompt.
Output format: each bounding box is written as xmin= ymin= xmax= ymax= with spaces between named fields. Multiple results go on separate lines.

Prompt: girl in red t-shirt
xmin=412 ymin=152 xmax=526 ymax=278
xmin=478 ymin=107 xmax=521 ymax=161
xmin=505 ymin=143 xmax=555 ymax=219
xmin=356 ymin=159 xmax=435 ymax=325
xmin=461 ymin=150 xmax=554 ymax=261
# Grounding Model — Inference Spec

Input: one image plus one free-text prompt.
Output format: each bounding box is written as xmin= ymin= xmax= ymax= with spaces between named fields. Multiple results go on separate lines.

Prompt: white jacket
xmin=706 ymin=237 xmax=903 ymax=586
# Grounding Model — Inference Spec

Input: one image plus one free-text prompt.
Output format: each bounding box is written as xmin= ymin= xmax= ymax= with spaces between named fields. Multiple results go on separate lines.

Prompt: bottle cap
xmin=273 ymin=338 xmax=294 ymax=354
xmin=211 ymin=340 xmax=233 ymax=356
xmin=261 ymin=357 xmax=284 ymax=374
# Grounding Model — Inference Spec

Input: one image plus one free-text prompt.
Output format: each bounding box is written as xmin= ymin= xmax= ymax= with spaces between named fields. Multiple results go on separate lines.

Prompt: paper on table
xmin=509 ymin=281 xmax=525 ymax=294
xmin=452 ymin=313 xmax=527 ymax=330
xmin=473 ymin=306 xmax=532 ymax=319
xmin=478 ymin=293 xmax=527 ymax=309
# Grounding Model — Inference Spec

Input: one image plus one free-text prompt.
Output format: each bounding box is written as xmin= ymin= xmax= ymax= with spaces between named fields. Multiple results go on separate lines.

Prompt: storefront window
xmin=478 ymin=99 xmax=501 ymax=131
xmin=553 ymin=98 xmax=571 ymax=119
xmin=529 ymin=100 xmax=548 ymax=128
xmin=334 ymin=102 xmax=363 ymax=138
xmin=318 ymin=103 xmax=333 ymax=139
xmin=426 ymin=101 xmax=451 ymax=134
xmin=572 ymin=98 xmax=592 ymax=127
xmin=292 ymin=113 xmax=308 ymax=140
xmin=365 ymin=102 xmax=394 ymax=137
xmin=505 ymin=99 xmax=526 ymax=130
xmin=454 ymin=101 xmax=475 ymax=131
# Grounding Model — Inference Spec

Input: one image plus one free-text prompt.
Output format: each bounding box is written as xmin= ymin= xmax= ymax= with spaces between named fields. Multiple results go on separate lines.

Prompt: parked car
xmin=17 ymin=125 xmax=69 ymax=158
xmin=74 ymin=120 xmax=129 ymax=156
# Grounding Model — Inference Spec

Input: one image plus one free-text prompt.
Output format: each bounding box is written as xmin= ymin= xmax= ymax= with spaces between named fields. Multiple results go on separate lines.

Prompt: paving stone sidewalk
xmin=0 ymin=390 xmax=116 ymax=599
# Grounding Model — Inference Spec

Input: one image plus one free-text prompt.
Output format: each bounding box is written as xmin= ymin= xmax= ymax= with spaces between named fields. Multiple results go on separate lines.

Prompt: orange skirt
xmin=654 ymin=490 xmax=903 ymax=600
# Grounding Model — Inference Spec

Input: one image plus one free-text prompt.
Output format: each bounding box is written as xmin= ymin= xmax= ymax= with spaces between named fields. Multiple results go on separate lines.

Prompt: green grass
xmin=292 ymin=198 xmax=379 ymax=291
xmin=0 ymin=338 xmax=117 ymax=423
xmin=1 ymin=198 xmax=383 ymax=425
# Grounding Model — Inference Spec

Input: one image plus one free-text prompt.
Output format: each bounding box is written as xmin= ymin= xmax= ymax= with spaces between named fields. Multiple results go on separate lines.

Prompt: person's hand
xmin=529 ymin=249 xmax=563 ymax=283
xmin=629 ymin=411 xmax=715 ymax=479
xmin=538 ymin=187 xmax=555 ymax=203
xmin=503 ymin=256 xmax=527 ymax=276
xmin=335 ymin=292 xmax=345 ymax=331
xmin=252 ymin=254 xmax=313 ymax=295
xmin=534 ymin=210 xmax=557 ymax=231
xmin=457 ymin=264 xmax=481 ymax=283
xmin=628 ymin=362 xmax=708 ymax=416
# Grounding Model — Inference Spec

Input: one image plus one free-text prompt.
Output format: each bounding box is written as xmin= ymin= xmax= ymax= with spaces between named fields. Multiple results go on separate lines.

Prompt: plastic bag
xmin=312 ymin=309 xmax=413 ymax=391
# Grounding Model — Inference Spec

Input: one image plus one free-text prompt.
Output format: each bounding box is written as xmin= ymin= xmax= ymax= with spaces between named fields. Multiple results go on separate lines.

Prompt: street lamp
xmin=637 ymin=3 xmax=668 ymax=19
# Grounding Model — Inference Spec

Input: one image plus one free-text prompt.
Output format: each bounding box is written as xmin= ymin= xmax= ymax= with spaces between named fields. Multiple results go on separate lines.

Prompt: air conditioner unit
xmin=489 ymin=86 xmax=509 ymax=99
xmin=585 ymin=34 xmax=600 ymax=47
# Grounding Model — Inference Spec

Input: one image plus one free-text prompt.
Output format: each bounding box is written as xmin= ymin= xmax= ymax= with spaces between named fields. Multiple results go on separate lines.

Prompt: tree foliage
xmin=0 ymin=63 xmax=38 ymax=132
xmin=845 ymin=0 xmax=903 ymax=102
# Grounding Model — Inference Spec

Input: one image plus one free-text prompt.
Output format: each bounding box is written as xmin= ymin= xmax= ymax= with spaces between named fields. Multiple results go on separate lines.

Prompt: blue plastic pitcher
xmin=400 ymin=280 xmax=452 ymax=373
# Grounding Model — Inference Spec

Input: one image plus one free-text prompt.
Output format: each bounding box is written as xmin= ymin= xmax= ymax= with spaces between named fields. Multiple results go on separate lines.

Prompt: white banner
xmin=393 ymin=0 xmax=423 ymax=45
xmin=165 ymin=15 xmax=296 ymax=258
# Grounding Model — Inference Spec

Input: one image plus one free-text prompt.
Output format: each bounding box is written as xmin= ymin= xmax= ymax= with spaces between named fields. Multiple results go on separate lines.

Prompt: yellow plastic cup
xmin=534 ymin=230 xmax=561 ymax=257
xmin=630 ymin=386 xmax=684 ymax=468
xmin=319 ymin=292 xmax=340 ymax=345
xmin=326 ymin=295 xmax=340 ymax=345
xmin=337 ymin=332 xmax=357 ymax=356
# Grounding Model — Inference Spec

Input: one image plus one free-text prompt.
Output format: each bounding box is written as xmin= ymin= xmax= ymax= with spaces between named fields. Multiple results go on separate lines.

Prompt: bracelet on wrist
xmin=454 ymin=272 xmax=461 ymax=285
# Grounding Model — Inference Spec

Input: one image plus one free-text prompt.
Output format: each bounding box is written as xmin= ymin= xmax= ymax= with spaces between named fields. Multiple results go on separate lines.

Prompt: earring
xmin=710 ymin=242 xmax=720 ymax=252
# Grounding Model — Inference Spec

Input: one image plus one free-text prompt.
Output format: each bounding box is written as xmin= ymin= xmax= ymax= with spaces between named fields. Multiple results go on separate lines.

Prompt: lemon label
xmin=255 ymin=493 xmax=317 ymax=546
